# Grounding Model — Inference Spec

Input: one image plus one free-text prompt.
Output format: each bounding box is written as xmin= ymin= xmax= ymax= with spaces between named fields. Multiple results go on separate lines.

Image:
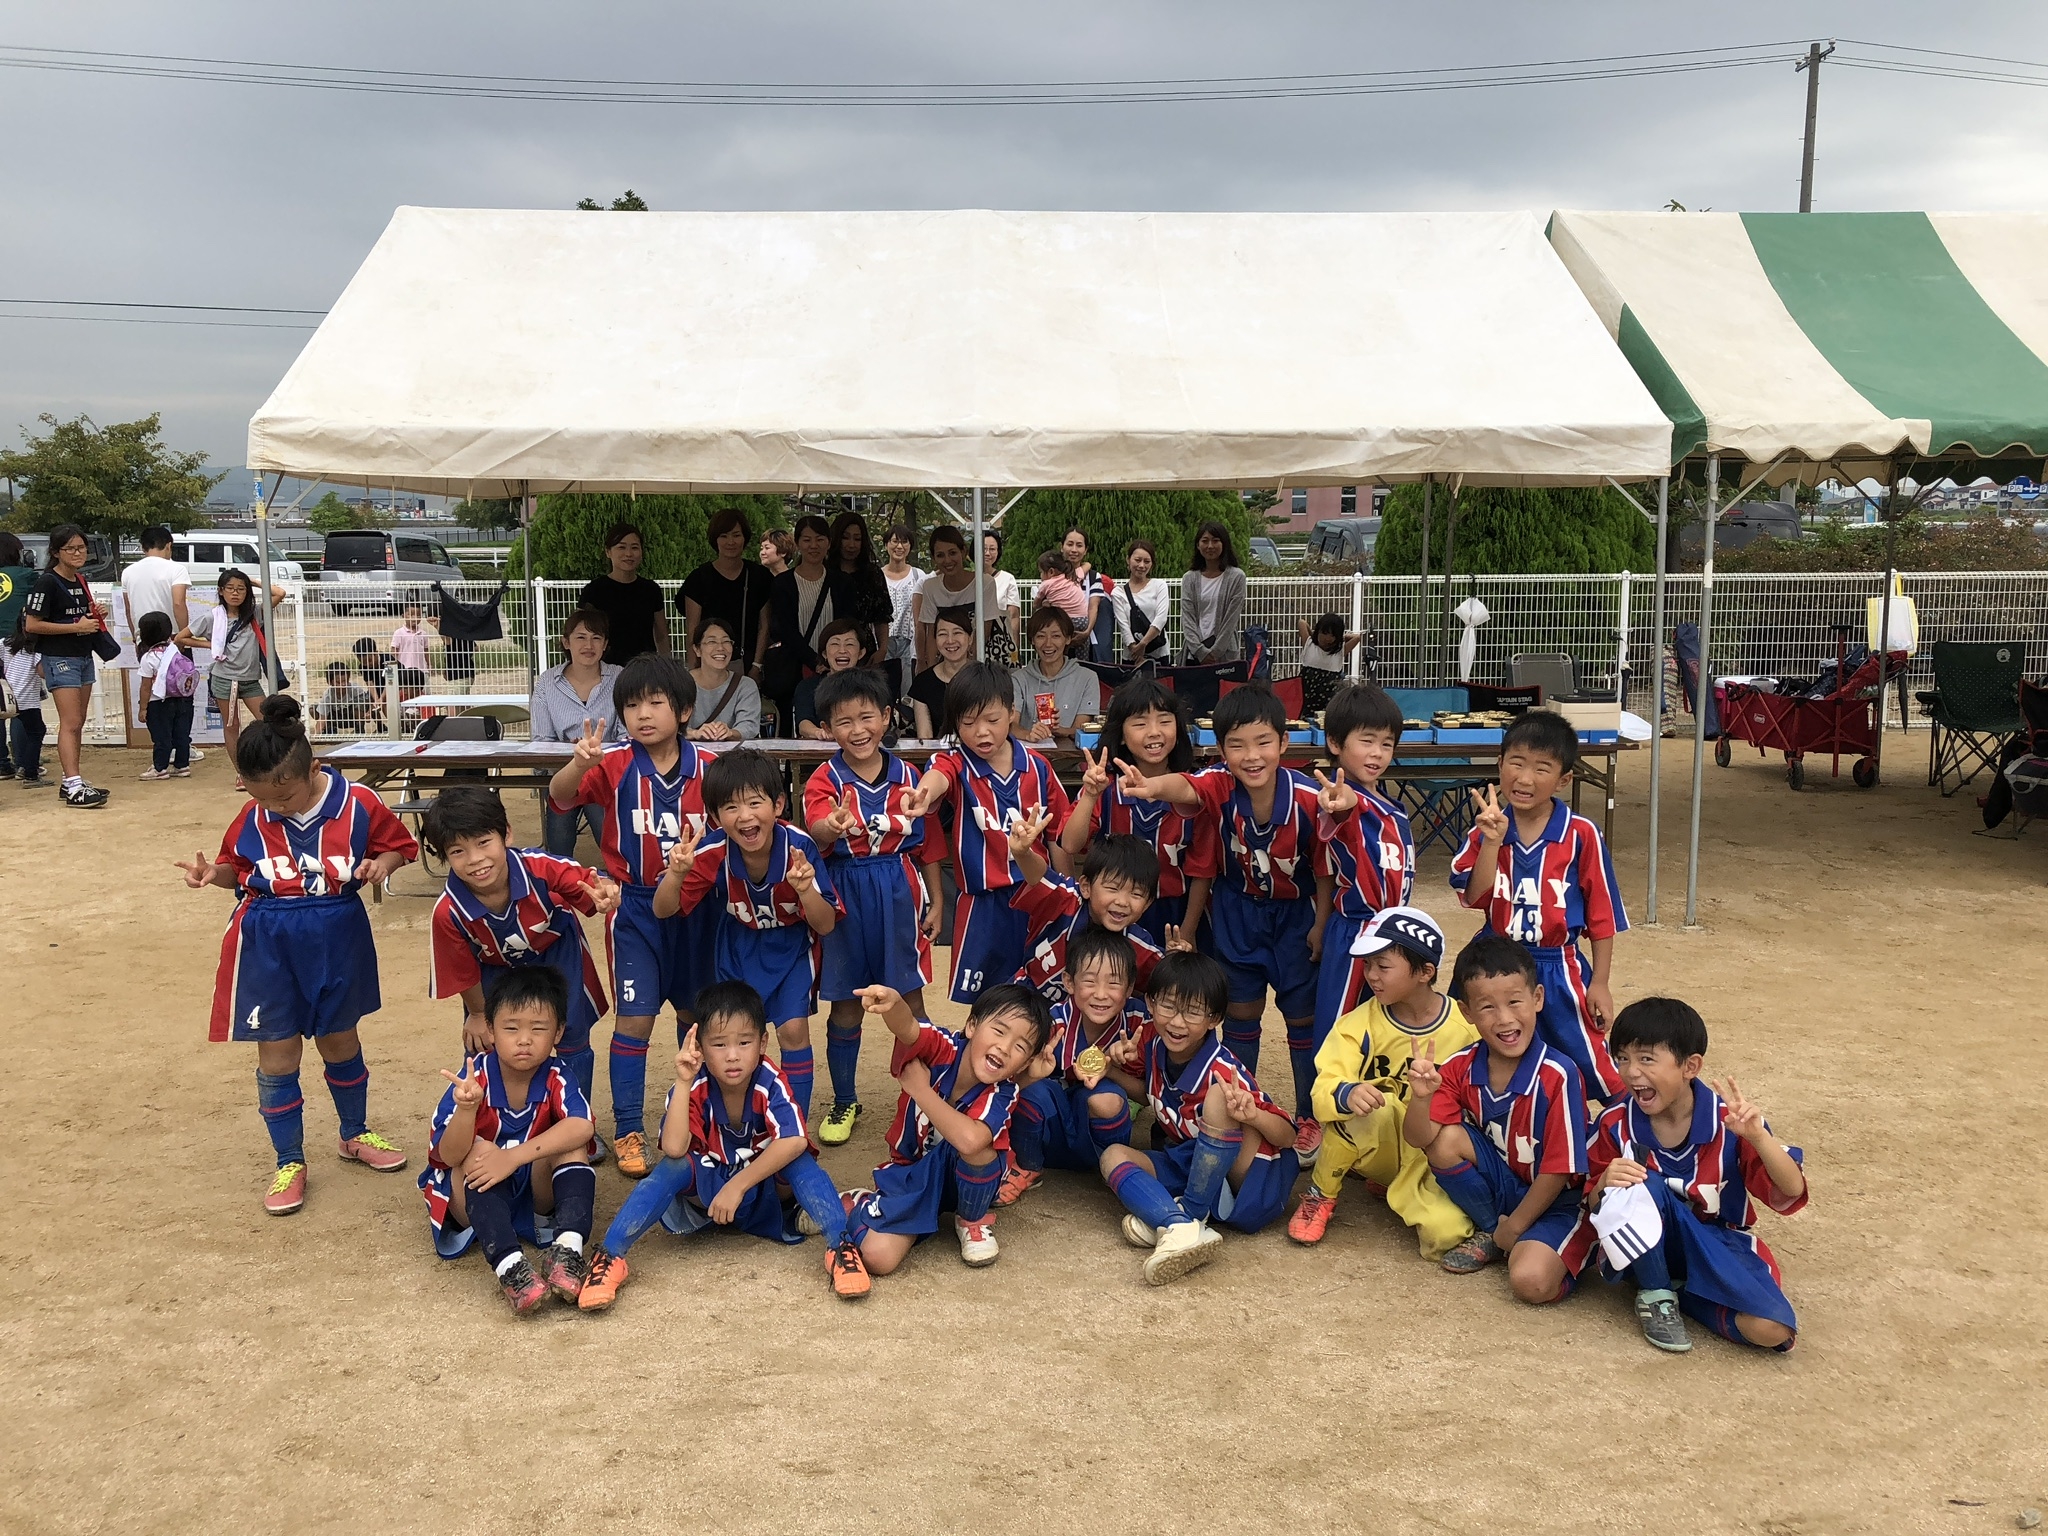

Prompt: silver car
xmin=318 ymin=530 xmax=465 ymax=614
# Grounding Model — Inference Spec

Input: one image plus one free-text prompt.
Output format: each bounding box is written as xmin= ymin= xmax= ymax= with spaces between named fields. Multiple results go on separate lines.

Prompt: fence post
xmin=385 ymin=662 xmax=402 ymax=737
xmin=531 ymin=575 xmax=549 ymax=676
xmin=1614 ymin=570 xmax=1632 ymax=705
xmin=1349 ymin=570 xmax=1365 ymax=679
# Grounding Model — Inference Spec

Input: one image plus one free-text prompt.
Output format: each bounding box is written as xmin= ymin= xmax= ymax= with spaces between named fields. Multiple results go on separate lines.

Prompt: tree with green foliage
xmin=1720 ymin=511 xmax=2047 ymax=572
xmin=1372 ymin=484 xmax=1654 ymax=576
xmin=991 ymin=488 xmax=1264 ymax=577
xmin=510 ymin=492 xmax=791 ymax=579
xmin=306 ymin=490 xmax=363 ymax=534
xmin=0 ymin=412 xmax=220 ymax=542
xmin=451 ymin=496 xmax=520 ymax=535
xmin=577 ymin=191 xmax=650 ymax=211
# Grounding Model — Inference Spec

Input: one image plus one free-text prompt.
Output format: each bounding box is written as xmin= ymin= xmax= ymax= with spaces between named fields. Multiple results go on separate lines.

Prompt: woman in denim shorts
xmin=20 ymin=524 xmax=108 ymax=808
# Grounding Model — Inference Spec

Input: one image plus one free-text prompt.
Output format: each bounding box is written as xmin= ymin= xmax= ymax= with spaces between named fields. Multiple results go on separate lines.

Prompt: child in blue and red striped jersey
xmin=995 ymin=925 xmax=1146 ymax=1208
xmin=1588 ymin=998 xmax=1807 ymax=1355
xmin=421 ymin=968 xmax=597 ymax=1315
xmin=802 ymin=666 xmax=946 ymax=1147
xmin=1403 ymin=936 xmax=1596 ymax=1300
xmin=577 ymin=981 xmax=872 ymax=1309
xmin=1057 ymin=676 xmax=1219 ymax=950
xmin=545 ymin=654 xmax=712 ymax=1179
xmin=421 ymin=785 xmax=618 ymax=1130
xmin=1116 ymin=683 xmax=1345 ymax=1160
xmin=656 ymin=749 xmax=842 ymax=1120
xmin=902 ymin=662 xmax=1071 ymax=1004
xmin=841 ymin=981 xmax=1053 ymax=1277
xmin=1313 ymin=683 xmax=1415 ymax=1054
xmin=1005 ymin=818 xmax=1164 ymax=1002
xmin=1096 ymin=952 xmax=1300 ymax=1286
xmin=1451 ymin=709 xmax=1628 ymax=1104
xmin=177 ymin=695 xmax=418 ymax=1218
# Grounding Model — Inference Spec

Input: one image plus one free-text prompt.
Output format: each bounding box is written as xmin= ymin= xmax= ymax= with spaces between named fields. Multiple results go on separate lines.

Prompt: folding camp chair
xmin=1509 ymin=652 xmax=1583 ymax=703
xmin=394 ymin=713 xmax=502 ymax=877
xmin=1218 ymin=674 xmax=1304 ymax=717
xmin=1926 ymin=641 xmax=2024 ymax=797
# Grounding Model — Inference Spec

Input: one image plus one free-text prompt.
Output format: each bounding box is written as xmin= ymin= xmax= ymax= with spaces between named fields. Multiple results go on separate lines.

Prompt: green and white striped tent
xmin=1549 ymin=211 xmax=2048 ymax=479
xmin=1547 ymin=211 xmax=2048 ymax=924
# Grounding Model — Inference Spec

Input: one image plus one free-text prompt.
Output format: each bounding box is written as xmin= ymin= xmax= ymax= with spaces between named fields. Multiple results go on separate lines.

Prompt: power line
xmin=0 ymin=40 xmax=1815 ymax=106
xmin=0 ymin=312 xmax=318 ymax=330
xmin=0 ymin=297 xmax=327 ymax=314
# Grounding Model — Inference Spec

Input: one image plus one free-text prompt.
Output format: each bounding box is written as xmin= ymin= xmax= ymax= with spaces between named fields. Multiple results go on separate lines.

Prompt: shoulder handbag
xmin=79 ymin=580 xmax=121 ymax=662
xmin=761 ymin=578 xmax=828 ymax=700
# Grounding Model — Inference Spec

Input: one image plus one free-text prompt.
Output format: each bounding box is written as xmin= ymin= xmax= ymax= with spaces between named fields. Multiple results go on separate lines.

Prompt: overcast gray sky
xmin=3 ymin=1 xmax=2044 ymax=475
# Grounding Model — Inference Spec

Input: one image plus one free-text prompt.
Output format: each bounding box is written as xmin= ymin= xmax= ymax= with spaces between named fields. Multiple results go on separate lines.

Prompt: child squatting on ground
xmin=180 ymin=695 xmax=418 ymax=1216
xmin=421 ymin=968 xmax=598 ymax=1314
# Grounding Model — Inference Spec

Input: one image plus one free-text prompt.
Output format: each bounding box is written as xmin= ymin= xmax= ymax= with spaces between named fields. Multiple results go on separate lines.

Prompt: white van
xmin=169 ymin=533 xmax=306 ymax=590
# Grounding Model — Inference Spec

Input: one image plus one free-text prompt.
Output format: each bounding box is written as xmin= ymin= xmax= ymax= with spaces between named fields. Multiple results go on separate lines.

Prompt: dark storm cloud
xmin=1 ymin=0 xmax=2042 ymax=469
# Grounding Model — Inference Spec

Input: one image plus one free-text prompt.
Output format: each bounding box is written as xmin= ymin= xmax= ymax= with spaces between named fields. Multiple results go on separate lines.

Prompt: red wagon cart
xmin=1714 ymin=629 xmax=1910 ymax=791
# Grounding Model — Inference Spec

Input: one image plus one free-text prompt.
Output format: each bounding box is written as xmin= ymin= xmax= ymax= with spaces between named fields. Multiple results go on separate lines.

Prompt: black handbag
xmin=762 ymin=580 xmax=828 ymax=701
xmin=80 ymin=583 xmax=121 ymax=661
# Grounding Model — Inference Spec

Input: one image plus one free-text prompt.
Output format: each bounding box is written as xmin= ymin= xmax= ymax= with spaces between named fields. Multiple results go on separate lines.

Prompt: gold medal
xmin=1076 ymin=1046 xmax=1108 ymax=1078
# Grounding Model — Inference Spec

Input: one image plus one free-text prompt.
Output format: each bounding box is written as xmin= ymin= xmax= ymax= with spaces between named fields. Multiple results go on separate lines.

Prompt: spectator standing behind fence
xmin=793 ymin=620 xmax=867 ymax=740
xmin=687 ymin=615 xmax=762 ymax=741
xmin=1296 ymin=614 xmax=1363 ymax=715
xmin=909 ymin=608 xmax=974 ymax=739
xmin=982 ymin=530 xmax=1022 ymax=662
xmin=758 ymin=528 xmax=793 ymax=579
xmin=1116 ymin=539 xmax=1170 ymax=665
xmin=577 ymin=523 xmax=669 ymax=665
xmin=881 ymin=524 xmax=925 ymax=696
xmin=680 ymin=507 xmax=774 ymax=683
xmin=528 ymin=607 xmax=623 ymax=858
xmin=1011 ymin=608 xmax=1097 ymax=745
xmin=1181 ymin=520 xmax=1246 ymax=665
xmin=392 ymin=602 xmax=434 ymax=688
xmin=827 ymin=511 xmax=894 ymax=666
xmin=1033 ymin=549 xmax=1089 ymax=635
xmin=314 ymin=660 xmax=381 ymax=738
xmin=122 ymin=525 xmax=190 ymax=635
xmin=915 ymin=527 xmax=1001 ymax=668
xmin=1062 ymin=527 xmax=1115 ymax=665
xmin=763 ymin=515 xmax=835 ymax=735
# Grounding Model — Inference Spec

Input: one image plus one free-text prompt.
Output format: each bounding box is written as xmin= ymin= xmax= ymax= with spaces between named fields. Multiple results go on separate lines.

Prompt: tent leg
xmin=1871 ymin=483 xmax=1899 ymax=783
xmin=972 ymin=487 xmax=986 ymax=664
xmin=1646 ymin=476 xmax=1669 ymax=925
xmin=1418 ymin=480 xmax=1431 ymax=685
xmin=1684 ymin=458 xmax=1716 ymax=929
xmin=521 ymin=487 xmax=539 ymax=690
xmin=1437 ymin=493 xmax=1460 ymax=685
xmin=254 ymin=476 xmax=282 ymax=694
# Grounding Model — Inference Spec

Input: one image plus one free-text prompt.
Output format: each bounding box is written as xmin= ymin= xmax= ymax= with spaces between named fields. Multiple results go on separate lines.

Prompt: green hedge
xmin=508 ymin=492 xmax=791 ymax=580
xmin=1373 ymin=484 xmax=1654 ymax=576
xmin=993 ymin=488 xmax=1264 ymax=577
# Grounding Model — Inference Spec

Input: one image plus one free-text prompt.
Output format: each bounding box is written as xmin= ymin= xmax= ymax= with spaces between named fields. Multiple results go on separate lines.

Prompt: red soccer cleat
xmin=1287 ymin=1189 xmax=1337 ymax=1244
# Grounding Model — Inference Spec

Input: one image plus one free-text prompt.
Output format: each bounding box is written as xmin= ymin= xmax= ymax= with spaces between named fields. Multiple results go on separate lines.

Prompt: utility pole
xmin=1796 ymin=40 xmax=1835 ymax=213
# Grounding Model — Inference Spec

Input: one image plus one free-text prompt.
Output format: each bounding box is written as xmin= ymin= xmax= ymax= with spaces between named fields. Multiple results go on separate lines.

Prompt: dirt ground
xmin=3 ymin=727 xmax=2044 ymax=1536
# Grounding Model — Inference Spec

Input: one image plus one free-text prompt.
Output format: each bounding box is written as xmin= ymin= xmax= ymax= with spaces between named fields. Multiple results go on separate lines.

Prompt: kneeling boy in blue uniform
xmin=1099 ymin=952 xmax=1300 ymax=1286
xmin=1588 ymin=997 xmax=1807 ymax=1354
xmin=421 ymin=969 xmax=597 ymax=1315
xmin=841 ymin=980 xmax=1053 ymax=1277
xmin=580 ymin=981 xmax=871 ymax=1307
xmin=1006 ymin=817 xmax=1164 ymax=1001
xmin=997 ymin=925 xmax=1146 ymax=1207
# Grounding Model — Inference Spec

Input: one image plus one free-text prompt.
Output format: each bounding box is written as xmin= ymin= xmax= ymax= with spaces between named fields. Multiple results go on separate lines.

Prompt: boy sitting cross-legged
xmin=1587 ymin=997 xmax=1807 ymax=1355
xmin=1288 ymin=905 xmax=1477 ymax=1258
xmin=1403 ymin=936 xmax=1595 ymax=1302
xmin=421 ymin=968 xmax=598 ymax=1315
xmin=841 ymin=981 xmax=1054 ymax=1277
xmin=995 ymin=925 xmax=1147 ymax=1208
xmin=579 ymin=980 xmax=872 ymax=1308
xmin=1098 ymin=952 xmax=1300 ymax=1287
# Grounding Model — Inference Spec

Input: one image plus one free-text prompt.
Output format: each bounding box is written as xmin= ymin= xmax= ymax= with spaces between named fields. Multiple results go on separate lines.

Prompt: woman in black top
xmin=20 ymin=523 xmax=110 ymax=807
xmin=679 ymin=506 xmax=773 ymax=681
xmin=576 ymin=523 xmax=669 ymax=665
xmin=762 ymin=515 xmax=835 ymax=735
xmin=825 ymin=510 xmax=894 ymax=665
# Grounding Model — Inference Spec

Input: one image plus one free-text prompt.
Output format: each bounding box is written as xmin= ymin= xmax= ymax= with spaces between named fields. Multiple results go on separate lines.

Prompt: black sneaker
xmin=1634 ymin=1287 xmax=1693 ymax=1353
xmin=534 ymin=1241 xmax=587 ymax=1303
xmin=18 ymin=770 xmax=50 ymax=788
xmin=61 ymin=781 xmax=109 ymax=809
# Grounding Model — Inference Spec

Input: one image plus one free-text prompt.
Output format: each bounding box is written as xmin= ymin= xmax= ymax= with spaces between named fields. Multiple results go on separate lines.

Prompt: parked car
xmin=1677 ymin=505 xmax=1803 ymax=560
xmin=318 ymin=529 xmax=465 ymax=614
xmin=16 ymin=530 xmax=119 ymax=584
xmin=169 ymin=532 xmax=306 ymax=591
xmin=1307 ymin=516 xmax=1382 ymax=567
xmin=1248 ymin=536 xmax=1281 ymax=568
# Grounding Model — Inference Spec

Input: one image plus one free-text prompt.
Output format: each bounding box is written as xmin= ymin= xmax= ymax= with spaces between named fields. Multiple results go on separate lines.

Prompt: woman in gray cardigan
xmin=1180 ymin=520 xmax=1246 ymax=665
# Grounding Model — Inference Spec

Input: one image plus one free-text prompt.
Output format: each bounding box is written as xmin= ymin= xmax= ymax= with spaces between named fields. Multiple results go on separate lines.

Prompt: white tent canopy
xmin=248 ymin=207 xmax=1672 ymax=495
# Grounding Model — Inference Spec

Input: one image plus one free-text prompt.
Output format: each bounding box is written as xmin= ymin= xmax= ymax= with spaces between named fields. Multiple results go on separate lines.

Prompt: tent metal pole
xmin=972 ymin=486 xmax=987 ymax=664
xmin=1418 ymin=480 xmax=1431 ymax=685
xmin=1437 ymin=491 xmax=1460 ymax=685
xmin=1871 ymin=473 xmax=1900 ymax=784
xmin=1645 ymin=476 xmax=1669 ymax=925
xmin=253 ymin=474 xmax=282 ymax=694
xmin=1684 ymin=456 xmax=1717 ymax=929
xmin=521 ymin=485 xmax=538 ymax=689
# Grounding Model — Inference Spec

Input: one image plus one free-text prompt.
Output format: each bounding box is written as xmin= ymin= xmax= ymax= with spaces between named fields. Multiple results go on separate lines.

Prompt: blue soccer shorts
xmin=948 ymin=888 xmax=1031 ymax=1004
xmin=1526 ymin=941 xmax=1625 ymax=1104
xmin=1313 ymin=910 xmax=1374 ymax=1051
xmin=214 ymin=895 xmax=382 ymax=1043
xmin=820 ymin=855 xmax=931 ymax=1001
xmin=716 ymin=920 xmax=819 ymax=1027
xmin=607 ymin=884 xmax=698 ymax=1020
xmin=1211 ymin=885 xmax=1319 ymax=1019
xmin=1147 ymin=1138 xmax=1299 ymax=1234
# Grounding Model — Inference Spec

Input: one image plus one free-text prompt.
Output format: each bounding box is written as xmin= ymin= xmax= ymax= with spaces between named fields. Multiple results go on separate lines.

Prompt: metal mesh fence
xmin=78 ymin=569 xmax=2048 ymax=744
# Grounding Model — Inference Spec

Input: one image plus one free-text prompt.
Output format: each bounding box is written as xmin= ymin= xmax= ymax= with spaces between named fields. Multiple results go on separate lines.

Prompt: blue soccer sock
xmin=825 ymin=1018 xmax=862 ymax=1110
xmin=560 ymin=1044 xmax=595 ymax=1109
xmin=1434 ymin=1158 xmax=1502 ymax=1233
xmin=1223 ymin=1017 xmax=1263 ymax=1073
xmin=255 ymin=1070 xmax=305 ymax=1168
xmin=1285 ymin=1022 xmax=1315 ymax=1120
xmin=321 ymin=1051 xmax=370 ymax=1143
xmin=548 ymin=1163 xmax=596 ymax=1247
xmin=600 ymin=1155 xmax=695 ymax=1255
xmin=608 ymin=1032 xmax=651 ymax=1138
xmin=779 ymin=1044 xmax=815 ymax=1119
xmin=464 ymin=1182 xmax=523 ymax=1271
xmin=1087 ymin=1097 xmax=1133 ymax=1154
xmin=952 ymin=1156 xmax=1003 ymax=1223
xmin=1105 ymin=1159 xmax=1190 ymax=1232
xmin=1010 ymin=1092 xmax=1049 ymax=1173
xmin=1179 ymin=1124 xmax=1243 ymax=1224
xmin=784 ymin=1152 xmax=847 ymax=1245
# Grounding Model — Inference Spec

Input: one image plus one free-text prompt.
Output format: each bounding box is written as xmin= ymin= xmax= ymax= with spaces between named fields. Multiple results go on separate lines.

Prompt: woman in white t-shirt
xmin=1115 ymin=538 xmax=1172 ymax=666
xmin=982 ymin=530 xmax=1022 ymax=664
xmin=881 ymin=523 xmax=926 ymax=695
xmin=914 ymin=526 xmax=1001 ymax=667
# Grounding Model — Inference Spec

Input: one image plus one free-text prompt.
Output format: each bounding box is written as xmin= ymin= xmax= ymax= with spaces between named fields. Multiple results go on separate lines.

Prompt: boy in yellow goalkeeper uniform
xmin=1287 ymin=906 xmax=1477 ymax=1257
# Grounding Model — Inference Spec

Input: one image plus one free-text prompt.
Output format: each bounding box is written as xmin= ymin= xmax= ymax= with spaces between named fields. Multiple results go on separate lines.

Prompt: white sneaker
xmin=954 ymin=1214 xmax=1000 ymax=1267
xmin=1143 ymin=1220 xmax=1222 ymax=1286
xmin=189 ymin=748 xmax=204 ymax=762
xmin=795 ymin=1207 xmax=824 ymax=1237
xmin=138 ymin=768 xmax=170 ymax=781
xmin=1120 ymin=1214 xmax=1159 ymax=1249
